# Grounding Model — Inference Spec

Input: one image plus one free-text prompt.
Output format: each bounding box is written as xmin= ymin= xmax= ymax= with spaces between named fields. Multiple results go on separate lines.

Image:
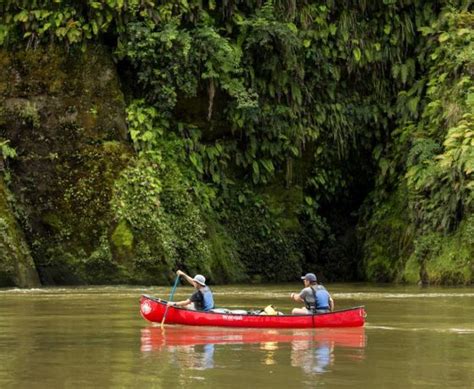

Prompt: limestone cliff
xmin=0 ymin=45 xmax=132 ymax=285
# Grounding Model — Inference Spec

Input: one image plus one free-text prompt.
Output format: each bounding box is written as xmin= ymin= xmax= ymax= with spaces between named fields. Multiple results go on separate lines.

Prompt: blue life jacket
xmin=307 ymin=286 xmax=330 ymax=312
xmin=200 ymin=286 xmax=214 ymax=311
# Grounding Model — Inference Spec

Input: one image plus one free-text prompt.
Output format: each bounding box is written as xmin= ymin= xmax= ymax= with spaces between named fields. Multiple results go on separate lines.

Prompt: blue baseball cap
xmin=301 ymin=273 xmax=317 ymax=282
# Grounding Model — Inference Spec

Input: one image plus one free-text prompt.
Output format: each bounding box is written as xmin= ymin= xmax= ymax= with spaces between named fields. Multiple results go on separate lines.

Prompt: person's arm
xmin=168 ymin=298 xmax=191 ymax=307
xmin=290 ymin=291 xmax=304 ymax=303
xmin=177 ymin=270 xmax=197 ymax=287
xmin=329 ymin=296 xmax=334 ymax=311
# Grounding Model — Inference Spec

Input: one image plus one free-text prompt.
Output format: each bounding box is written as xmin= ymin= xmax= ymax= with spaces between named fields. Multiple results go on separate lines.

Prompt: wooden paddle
xmin=161 ymin=274 xmax=180 ymax=329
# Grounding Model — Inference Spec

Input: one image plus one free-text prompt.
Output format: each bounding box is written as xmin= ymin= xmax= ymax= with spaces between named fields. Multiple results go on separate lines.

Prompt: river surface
xmin=0 ymin=284 xmax=473 ymax=388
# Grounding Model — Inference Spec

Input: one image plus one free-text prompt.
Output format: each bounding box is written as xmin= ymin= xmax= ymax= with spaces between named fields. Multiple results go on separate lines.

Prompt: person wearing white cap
xmin=290 ymin=273 xmax=334 ymax=314
xmin=167 ymin=270 xmax=214 ymax=311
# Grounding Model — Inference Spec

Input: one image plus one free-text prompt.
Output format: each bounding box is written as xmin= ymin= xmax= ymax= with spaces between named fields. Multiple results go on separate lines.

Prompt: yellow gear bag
xmin=263 ymin=305 xmax=278 ymax=315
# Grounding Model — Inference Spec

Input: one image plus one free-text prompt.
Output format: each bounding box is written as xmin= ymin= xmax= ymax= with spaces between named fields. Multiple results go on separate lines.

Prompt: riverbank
xmin=1 ymin=2 xmax=472 ymax=287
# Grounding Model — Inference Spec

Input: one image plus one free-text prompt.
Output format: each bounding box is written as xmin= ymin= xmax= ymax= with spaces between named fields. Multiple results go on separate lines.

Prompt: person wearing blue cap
xmin=167 ymin=270 xmax=215 ymax=311
xmin=290 ymin=273 xmax=334 ymax=314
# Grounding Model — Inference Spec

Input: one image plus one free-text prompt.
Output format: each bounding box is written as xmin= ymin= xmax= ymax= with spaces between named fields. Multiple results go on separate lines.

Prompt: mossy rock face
xmin=361 ymin=186 xmax=414 ymax=283
xmin=203 ymin=215 xmax=247 ymax=284
xmin=362 ymin=186 xmax=473 ymax=285
xmin=0 ymin=45 xmax=132 ymax=284
xmin=403 ymin=255 xmax=421 ymax=284
xmin=0 ymin=178 xmax=40 ymax=287
xmin=111 ymin=219 xmax=134 ymax=263
xmin=225 ymin=194 xmax=304 ymax=282
xmin=422 ymin=217 xmax=474 ymax=285
xmin=261 ymin=184 xmax=304 ymax=233
xmin=111 ymin=220 xmax=134 ymax=250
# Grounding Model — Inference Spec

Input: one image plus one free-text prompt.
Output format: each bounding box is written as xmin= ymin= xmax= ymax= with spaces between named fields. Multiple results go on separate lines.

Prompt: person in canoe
xmin=167 ymin=270 xmax=215 ymax=312
xmin=290 ymin=273 xmax=334 ymax=314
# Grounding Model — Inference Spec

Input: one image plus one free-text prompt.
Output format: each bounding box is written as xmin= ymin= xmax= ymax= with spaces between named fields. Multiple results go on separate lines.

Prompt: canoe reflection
xmin=141 ymin=326 xmax=366 ymax=373
xmin=291 ymin=339 xmax=335 ymax=374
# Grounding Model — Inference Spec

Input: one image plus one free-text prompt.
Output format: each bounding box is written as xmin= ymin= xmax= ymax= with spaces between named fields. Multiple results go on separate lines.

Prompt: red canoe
xmin=140 ymin=294 xmax=366 ymax=328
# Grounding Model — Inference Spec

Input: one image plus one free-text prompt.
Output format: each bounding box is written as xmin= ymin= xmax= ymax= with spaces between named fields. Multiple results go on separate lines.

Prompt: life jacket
xmin=305 ymin=285 xmax=330 ymax=313
xmin=200 ymin=286 xmax=214 ymax=311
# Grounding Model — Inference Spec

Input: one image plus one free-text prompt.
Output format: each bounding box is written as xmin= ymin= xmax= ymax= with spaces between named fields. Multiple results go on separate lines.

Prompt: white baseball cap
xmin=193 ymin=274 xmax=206 ymax=286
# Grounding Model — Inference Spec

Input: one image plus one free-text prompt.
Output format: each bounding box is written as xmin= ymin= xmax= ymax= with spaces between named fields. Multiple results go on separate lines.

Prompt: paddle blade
xmin=160 ymin=305 xmax=170 ymax=328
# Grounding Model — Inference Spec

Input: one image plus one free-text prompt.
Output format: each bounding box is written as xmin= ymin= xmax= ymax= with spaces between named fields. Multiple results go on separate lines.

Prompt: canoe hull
xmin=140 ymin=295 xmax=366 ymax=328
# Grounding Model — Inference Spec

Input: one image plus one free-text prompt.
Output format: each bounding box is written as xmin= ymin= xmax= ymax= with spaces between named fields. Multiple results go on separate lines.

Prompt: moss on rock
xmin=111 ymin=220 xmax=134 ymax=252
xmin=0 ymin=177 xmax=40 ymax=287
xmin=362 ymin=185 xmax=473 ymax=285
xmin=423 ymin=217 xmax=474 ymax=285
xmin=204 ymin=215 xmax=247 ymax=284
xmin=0 ymin=45 xmax=132 ymax=285
xmin=361 ymin=185 xmax=414 ymax=282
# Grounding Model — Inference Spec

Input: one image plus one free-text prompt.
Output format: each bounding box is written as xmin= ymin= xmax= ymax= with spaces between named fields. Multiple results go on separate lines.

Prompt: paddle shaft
xmin=161 ymin=275 xmax=180 ymax=328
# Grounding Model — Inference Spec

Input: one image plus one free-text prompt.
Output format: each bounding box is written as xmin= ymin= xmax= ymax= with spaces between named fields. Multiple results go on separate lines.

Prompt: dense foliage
xmin=362 ymin=6 xmax=473 ymax=284
xmin=0 ymin=0 xmax=472 ymax=285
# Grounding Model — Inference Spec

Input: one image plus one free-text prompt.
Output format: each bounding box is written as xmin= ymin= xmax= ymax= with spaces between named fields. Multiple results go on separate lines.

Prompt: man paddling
xmin=290 ymin=273 xmax=334 ymax=314
xmin=167 ymin=270 xmax=215 ymax=312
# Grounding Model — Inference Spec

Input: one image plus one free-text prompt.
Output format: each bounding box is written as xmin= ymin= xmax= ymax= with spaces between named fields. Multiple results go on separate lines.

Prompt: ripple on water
xmin=333 ymin=292 xmax=474 ymax=299
xmin=0 ymin=286 xmax=158 ymax=296
xmin=1 ymin=287 xmax=474 ymax=301
xmin=366 ymin=325 xmax=474 ymax=334
xmin=213 ymin=291 xmax=474 ymax=300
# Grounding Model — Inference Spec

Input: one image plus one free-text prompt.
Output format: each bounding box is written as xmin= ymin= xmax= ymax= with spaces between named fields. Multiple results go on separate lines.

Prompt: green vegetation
xmin=0 ymin=1 xmax=472 ymax=286
xmin=362 ymin=6 xmax=473 ymax=284
xmin=0 ymin=177 xmax=40 ymax=287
